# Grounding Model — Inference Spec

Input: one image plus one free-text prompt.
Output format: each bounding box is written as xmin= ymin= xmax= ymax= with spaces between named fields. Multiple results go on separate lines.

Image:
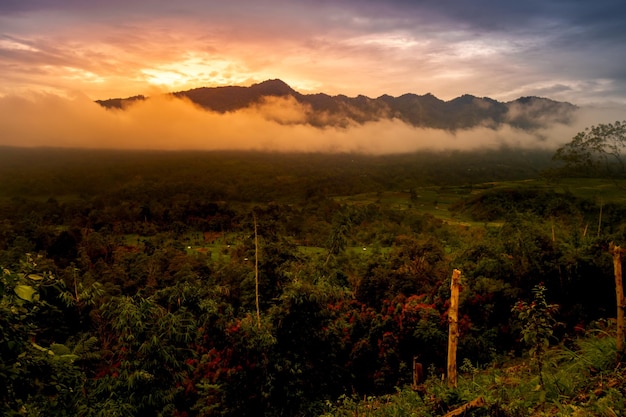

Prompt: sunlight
xmin=142 ymin=68 xmax=187 ymax=87
xmin=140 ymin=55 xmax=252 ymax=91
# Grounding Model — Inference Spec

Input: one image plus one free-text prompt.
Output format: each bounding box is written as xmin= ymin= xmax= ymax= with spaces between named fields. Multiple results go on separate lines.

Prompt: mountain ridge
xmin=96 ymin=79 xmax=578 ymax=131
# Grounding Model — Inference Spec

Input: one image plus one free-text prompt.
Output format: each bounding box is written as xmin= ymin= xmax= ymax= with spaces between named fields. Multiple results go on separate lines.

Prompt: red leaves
xmin=226 ymin=321 xmax=241 ymax=335
xmin=93 ymin=360 xmax=121 ymax=379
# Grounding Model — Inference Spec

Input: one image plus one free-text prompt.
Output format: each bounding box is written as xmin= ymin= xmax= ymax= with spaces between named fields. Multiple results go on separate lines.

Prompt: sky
xmin=1 ymin=0 xmax=625 ymax=152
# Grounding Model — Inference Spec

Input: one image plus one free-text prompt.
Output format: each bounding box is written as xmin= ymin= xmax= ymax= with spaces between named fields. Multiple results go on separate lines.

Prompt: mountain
xmin=96 ymin=79 xmax=578 ymax=131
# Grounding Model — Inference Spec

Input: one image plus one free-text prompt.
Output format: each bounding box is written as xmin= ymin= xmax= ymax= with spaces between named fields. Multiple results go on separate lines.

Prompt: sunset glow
xmin=0 ymin=1 xmax=625 ymax=151
xmin=0 ymin=0 xmax=623 ymax=103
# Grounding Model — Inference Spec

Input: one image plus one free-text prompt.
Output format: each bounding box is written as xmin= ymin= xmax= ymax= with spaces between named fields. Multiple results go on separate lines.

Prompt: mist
xmin=1 ymin=92 xmax=623 ymax=154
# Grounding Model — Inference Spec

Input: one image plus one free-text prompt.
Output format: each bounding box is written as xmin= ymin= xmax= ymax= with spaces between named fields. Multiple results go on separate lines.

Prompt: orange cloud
xmin=1 ymin=91 xmax=623 ymax=154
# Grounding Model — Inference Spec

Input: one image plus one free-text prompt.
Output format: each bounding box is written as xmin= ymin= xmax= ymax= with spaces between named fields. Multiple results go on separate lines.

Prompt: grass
xmin=332 ymin=178 xmax=626 ymax=230
xmin=551 ymin=178 xmax=626 ymax=205
xmin=117 ymin=178 xmax=623 ymax=263
xmin=333 ymin=188 xmax=477 ymax=224
xmin=320 ymin=324 xmax=626 ymax=417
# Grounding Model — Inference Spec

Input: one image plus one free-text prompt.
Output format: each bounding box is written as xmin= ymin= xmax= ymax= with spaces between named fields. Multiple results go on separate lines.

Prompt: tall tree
xmin=553 ymin=120 xmax=626 ymax=179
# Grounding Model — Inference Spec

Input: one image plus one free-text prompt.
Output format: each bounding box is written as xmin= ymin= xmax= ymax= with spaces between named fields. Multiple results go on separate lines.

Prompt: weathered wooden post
xmin=412 ymin=355 xmax=423 ymax=389
xmin=610 ymin=242 xmax=625 ymax=358
xmin=254 ymin=213 xmax=261 ymax=329
xmin=447 ymin=269 xmax=461 ymax=388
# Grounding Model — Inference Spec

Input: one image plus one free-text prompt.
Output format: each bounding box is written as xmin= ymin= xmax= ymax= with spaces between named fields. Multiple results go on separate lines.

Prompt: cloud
xmin=3 ymin=91 xmax=620 ymax=154
xmin=1 ymin=0 xmax=625 ymax=106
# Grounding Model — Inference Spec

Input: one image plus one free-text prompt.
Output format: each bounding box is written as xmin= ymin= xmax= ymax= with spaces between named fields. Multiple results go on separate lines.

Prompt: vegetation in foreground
xmin=322 ymin=324 xmax=625 ymax=416
xmin=2 ymin=124 xmax=626 ymax=416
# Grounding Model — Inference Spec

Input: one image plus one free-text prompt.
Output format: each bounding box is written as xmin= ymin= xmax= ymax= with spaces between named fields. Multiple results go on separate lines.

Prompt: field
xmin=2 ymin=147 xmax=626 ymax=417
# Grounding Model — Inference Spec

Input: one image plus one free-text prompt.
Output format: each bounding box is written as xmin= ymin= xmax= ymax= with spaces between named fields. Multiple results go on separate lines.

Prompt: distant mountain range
xmin=96 ymin=79 xmax=578 ymax=131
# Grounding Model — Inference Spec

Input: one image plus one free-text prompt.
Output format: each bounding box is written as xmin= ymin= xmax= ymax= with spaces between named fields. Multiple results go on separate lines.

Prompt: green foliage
xmin=89 ymin=293 xmax=199 ymax=416
xmin=324 ymin=328 xmax=626 ymax=417
xmin=513 ymin=283 xmax=559 ymax=393
xmin=2 ymin=148 xmax=626 ymax=416
xmin=553 ymin=120 xmax=626 ymax=179
xmin=321 ymin=389 xmax=432 ymax=417
xmin=0 ymin=255 xmax=87 ymax=416
xmin=455 ymin=187 xmax=584 ymax=222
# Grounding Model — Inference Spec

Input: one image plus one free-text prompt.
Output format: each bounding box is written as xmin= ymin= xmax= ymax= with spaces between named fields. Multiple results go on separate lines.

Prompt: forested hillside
xmin=96 ymin=79 xmax=577 ymax=130
xmin=1 ymin=146 xmax=625 ymax=416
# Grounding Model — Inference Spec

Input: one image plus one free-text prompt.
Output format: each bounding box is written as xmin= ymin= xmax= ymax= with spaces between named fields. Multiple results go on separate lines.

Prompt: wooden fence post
xmin=610 ymin=242 xmax=625 ymax=358
xmin=412 ymin=355 xmax=423 ymax=389
xmin=254 ymin=213 xmax=261 ymax=329
xmin=447 ymin=269 xmax=461 ymax=388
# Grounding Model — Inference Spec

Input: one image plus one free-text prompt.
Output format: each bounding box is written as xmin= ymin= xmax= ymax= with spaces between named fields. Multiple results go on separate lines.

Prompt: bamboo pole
xmin=610 ymin=242 xmax=625 ymax=358
xmin=254 ymin=213 xmax=261 ymax=329
xmin=447 ymin=269 xmax=461 ymax=388
xmin=598 ymin=199 xmax=603 ymax=237
xmin=412 ymin=355 xmax=423 ymax=389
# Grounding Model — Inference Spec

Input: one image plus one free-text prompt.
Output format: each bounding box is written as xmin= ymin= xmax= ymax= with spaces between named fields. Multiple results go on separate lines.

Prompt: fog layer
xmin=1 ymin=92 xmax=623 ymax=154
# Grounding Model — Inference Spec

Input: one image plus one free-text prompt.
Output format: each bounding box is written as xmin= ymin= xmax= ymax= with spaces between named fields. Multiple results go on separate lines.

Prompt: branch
xmin=443 ymin=396 xmax=486 ymax=417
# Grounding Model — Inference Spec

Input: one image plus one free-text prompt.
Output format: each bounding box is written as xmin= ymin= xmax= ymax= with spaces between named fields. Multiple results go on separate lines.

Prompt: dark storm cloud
xmin=6 ymin=0 xmax=623 ymax=34
xmin=351 ymin=0 xmax=625 ymax=32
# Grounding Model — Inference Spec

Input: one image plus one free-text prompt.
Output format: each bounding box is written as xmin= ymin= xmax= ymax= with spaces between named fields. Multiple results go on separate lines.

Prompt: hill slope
xmin=96 ymin=79 xmax=578 ymax=131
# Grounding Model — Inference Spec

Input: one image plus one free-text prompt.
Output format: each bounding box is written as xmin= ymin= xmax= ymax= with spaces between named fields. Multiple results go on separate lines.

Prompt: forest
xmin=1 ymin=130 xmax=626 ymax=416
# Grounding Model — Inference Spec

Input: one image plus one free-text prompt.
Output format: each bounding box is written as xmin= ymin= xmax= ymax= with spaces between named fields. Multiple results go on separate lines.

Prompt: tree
xmin=0 ymin=255 xmax=87 ymax=416
xmin=90 ymin=293 xmax=198 ymax=416
xmin=324 ymin=209 xmax=353 ymax=266
xmin=553 ymin=121 xmax=626 ymax=179
xmin=512 ymin=283 xmax=559 ymax=394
